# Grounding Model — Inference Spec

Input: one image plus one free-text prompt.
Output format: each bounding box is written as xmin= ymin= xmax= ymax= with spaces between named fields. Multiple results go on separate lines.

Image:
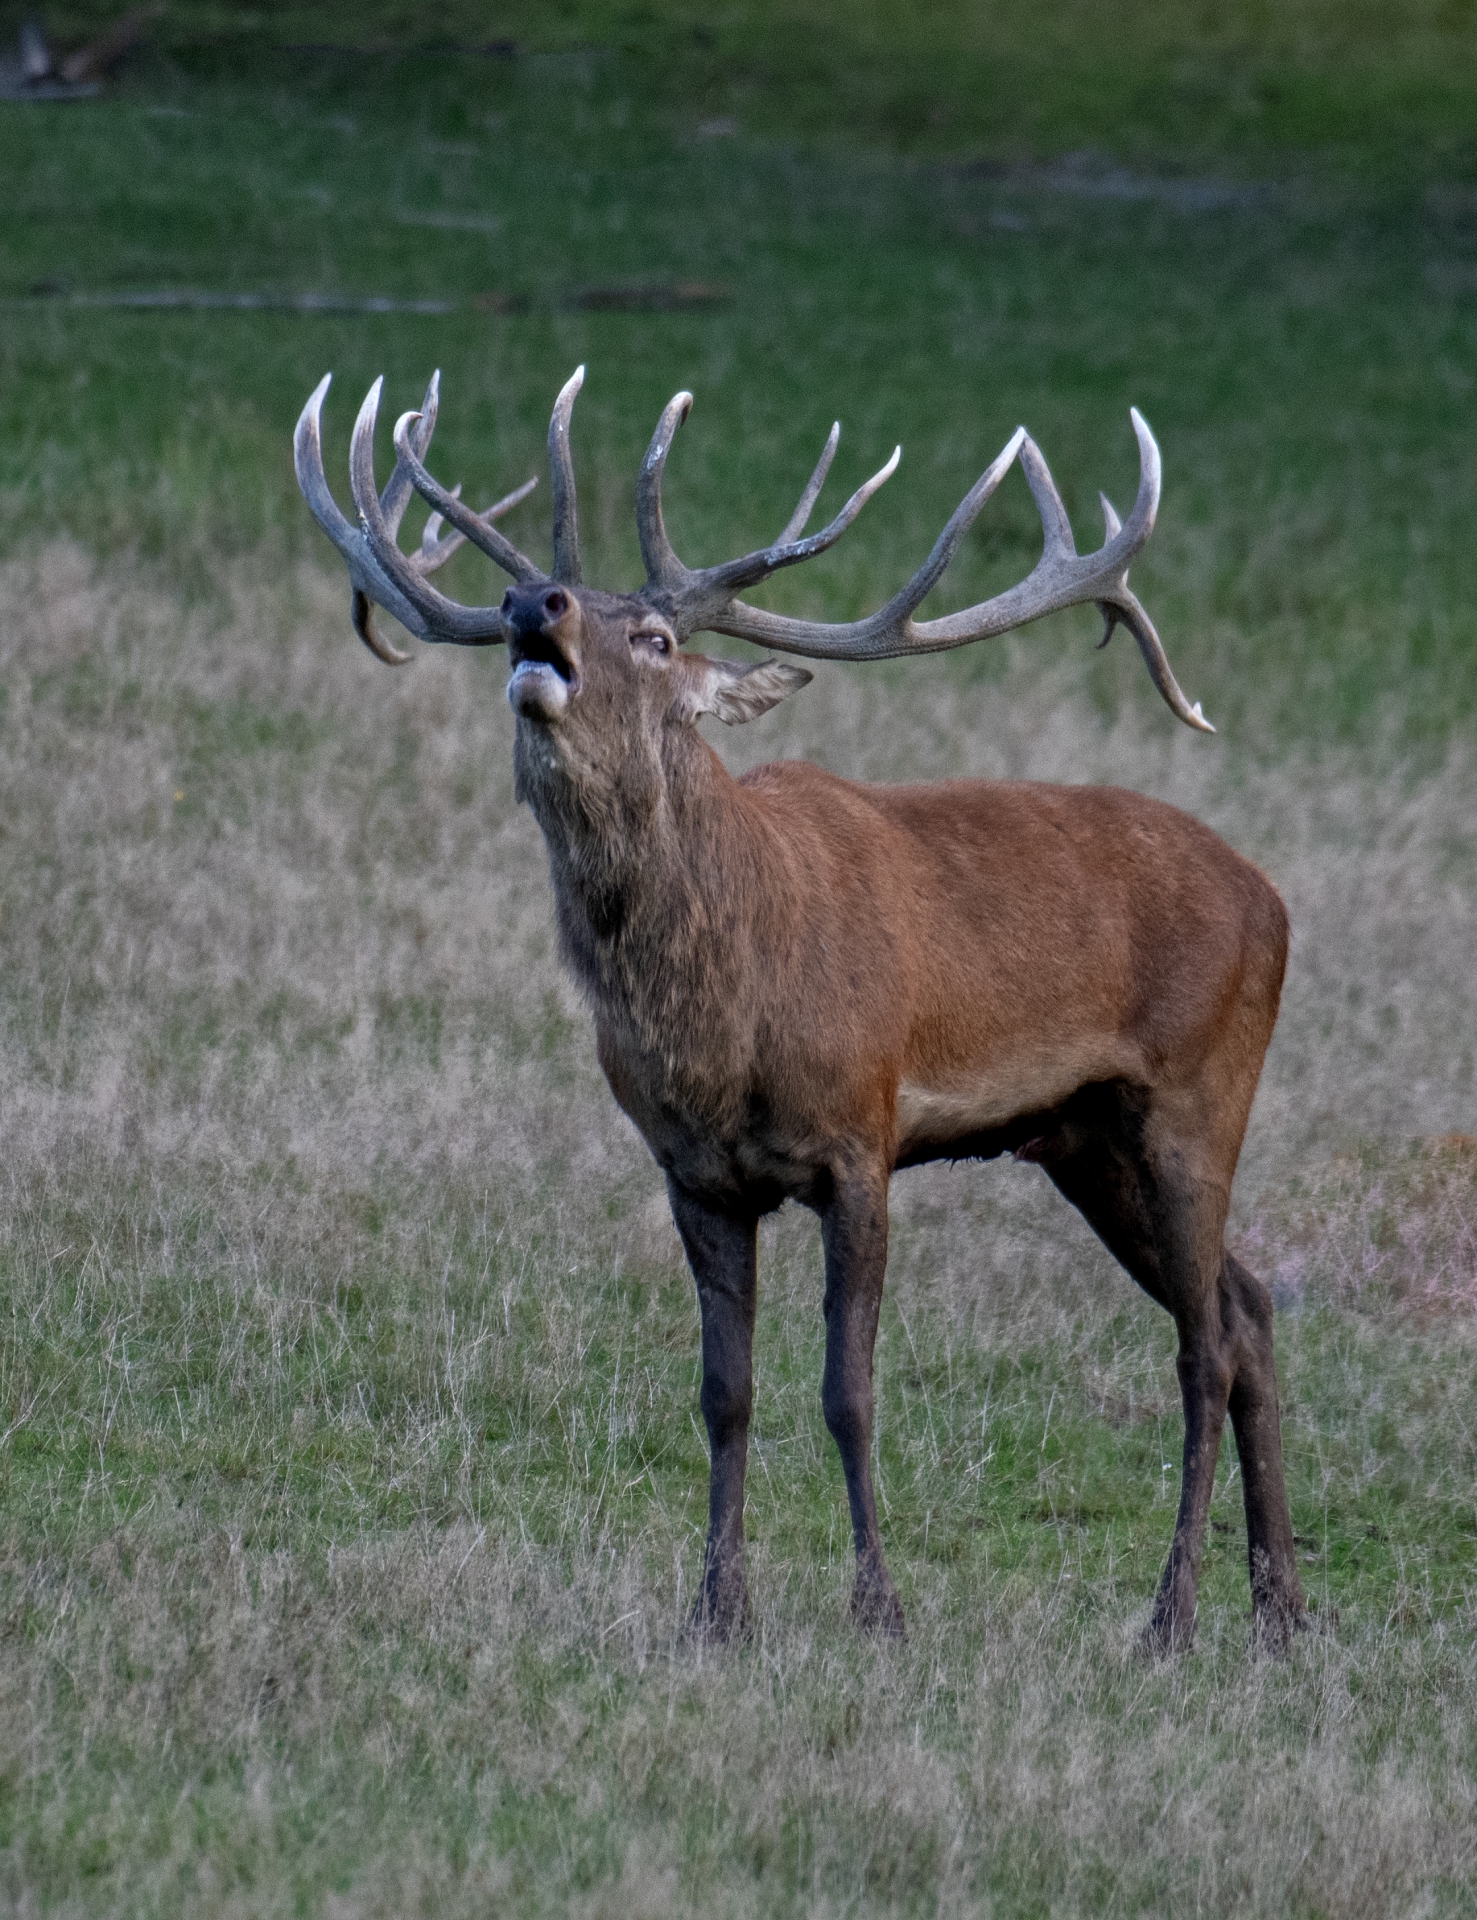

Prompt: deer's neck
xmin=524 ymin=727 xmax=781 ymax=1057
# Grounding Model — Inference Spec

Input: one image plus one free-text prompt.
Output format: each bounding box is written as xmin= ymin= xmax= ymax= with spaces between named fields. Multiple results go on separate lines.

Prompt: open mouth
xmin=507 ymin=630 xmax=579 ymax=723
xmin=508 ymin=631 xmax=577 ymax=687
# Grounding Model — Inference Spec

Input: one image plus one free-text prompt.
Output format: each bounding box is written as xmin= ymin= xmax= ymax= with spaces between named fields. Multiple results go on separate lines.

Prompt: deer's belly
xmin=895 ymin=1036 xmax=1142 ymax=1156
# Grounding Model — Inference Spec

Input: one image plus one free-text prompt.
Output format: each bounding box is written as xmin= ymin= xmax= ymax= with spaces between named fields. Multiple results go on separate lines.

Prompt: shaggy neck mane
xmin=522 ymin=722 xmax=777 ymax=1043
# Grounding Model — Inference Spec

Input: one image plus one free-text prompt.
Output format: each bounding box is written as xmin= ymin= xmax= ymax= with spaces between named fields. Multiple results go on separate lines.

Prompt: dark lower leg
xmin=1146 ymin=1338 xmax=1233 ymax=1653
xmin=1046 ymin=1092 xmax=1300 ymax=1652
xmin=1223 ymin=1254 xmax=1306 ymax=1646
xmin=821 ymin=1171 xmax=903 ymax=1636
xmin=667 ymin=1181 xmax=758 ymax=1638
xmin=1043 ymin=1133 xmax=1225 ymax=1650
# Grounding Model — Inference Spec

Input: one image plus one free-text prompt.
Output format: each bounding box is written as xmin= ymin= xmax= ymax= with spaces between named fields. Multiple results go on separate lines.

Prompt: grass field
xmin=2 ymin=6 xmax=1477 ymax=1915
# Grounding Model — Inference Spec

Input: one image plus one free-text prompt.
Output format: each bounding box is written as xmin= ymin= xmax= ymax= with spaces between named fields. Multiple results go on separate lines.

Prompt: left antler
xmin=637 ymin=394 xmax=1212 ymax=732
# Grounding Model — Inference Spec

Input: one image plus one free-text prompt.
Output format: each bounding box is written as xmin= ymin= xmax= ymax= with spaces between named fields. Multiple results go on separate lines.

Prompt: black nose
xmin=502 ymin=582 xmax=571 ymax=636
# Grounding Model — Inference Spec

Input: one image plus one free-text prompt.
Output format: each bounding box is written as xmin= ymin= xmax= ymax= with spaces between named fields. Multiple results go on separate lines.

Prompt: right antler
xmin=295 ymin=368 xmax=548 ymax=662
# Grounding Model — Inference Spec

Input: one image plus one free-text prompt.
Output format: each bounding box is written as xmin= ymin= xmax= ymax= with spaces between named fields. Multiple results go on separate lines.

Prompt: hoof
xmin=685 ymin=1581 xmax=751 ymax=1647
xmin=850 ymin=1567 xmax=906 ymax=1639
xmin=1140 ymin=1597 xmax=1196 ymax=1658
xmin=1251 ymin=1597 xmax=1318 ymax=1656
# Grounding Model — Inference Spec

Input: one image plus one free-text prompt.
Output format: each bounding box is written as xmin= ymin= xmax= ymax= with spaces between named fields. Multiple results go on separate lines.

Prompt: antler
xmin=636 ymin=392 xmax=904 ymax=616
xmin=294 ymin=369 xmax=543 ymax=662
xmin=637 ymin=395 xmax=1212 ymax=732
xmin=295 ymin=364 xmax=1211 ymax=731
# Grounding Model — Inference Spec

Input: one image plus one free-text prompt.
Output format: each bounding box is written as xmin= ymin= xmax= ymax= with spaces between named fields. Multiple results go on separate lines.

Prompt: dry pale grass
xmin=2 ymin=544 xmax=1476 ymax=1916
xmin=0 ymin=543 xmax=620 ymax=1195
xmin=7 ymin=1519 xmax=1477 ymax=1919
xmin=1242 ymin=1135 xmax=1477 ymax=1313
xmin=2 ymin=540 xmax=1473 ymax=1212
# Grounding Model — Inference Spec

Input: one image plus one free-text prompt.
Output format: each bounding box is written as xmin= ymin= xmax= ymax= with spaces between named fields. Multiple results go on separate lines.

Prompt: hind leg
xmin=1223 ymin=1253 xmax=1305 ymax=1647
xmin=1044 ymin=1090 xmax=1302 ymax=1650
xmin=1044 ymin=1122 xmax=1229 ymax=1651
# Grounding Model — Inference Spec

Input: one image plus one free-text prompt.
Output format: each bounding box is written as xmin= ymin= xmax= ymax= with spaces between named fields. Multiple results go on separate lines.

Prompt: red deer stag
xmin=295 ymin=364 xmax=1305 ymax=1653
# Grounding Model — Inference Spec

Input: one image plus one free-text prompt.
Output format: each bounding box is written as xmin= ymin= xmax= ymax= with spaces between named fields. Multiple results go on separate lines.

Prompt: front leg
xmin=821 ymin=1168 xmax=905 ymax=1636
xmin=666 ymin=1179 xmax=758 ymax=1640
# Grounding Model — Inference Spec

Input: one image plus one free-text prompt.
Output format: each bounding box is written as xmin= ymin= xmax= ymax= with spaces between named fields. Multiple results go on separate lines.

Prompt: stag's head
xmin=294 ymin=365 xmax=1215 ymax=793
xmin=495 ymin=571 xmax=811 ymax=806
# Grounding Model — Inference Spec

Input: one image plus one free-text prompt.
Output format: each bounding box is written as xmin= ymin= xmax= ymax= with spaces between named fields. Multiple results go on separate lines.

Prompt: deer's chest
xmin=594 ymin=1016 xmax=823 ymax=1209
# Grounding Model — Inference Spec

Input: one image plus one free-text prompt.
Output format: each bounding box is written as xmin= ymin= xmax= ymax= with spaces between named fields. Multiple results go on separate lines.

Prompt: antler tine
xmin=774 ymin=422 xmax=840 ymax=546
xmin=688 ymin=426 xmax=1021 ymax=647
xmin=379 ymin=369 xmax=441 ymax=541
xmin=637 ymin=390 xmax=696 ymax=592
xmin=775 ymin=444 xmax=901 ymax=565
xmin=418 ymin=484 xmax=461 ymax=571
xmin=548 ymin=365 xmax=584 ymax=586
xmin=631 ymin=408 xmax=902 ymax=633
xmin=635 ymin=395 xmax=898 ymax=619
xmin=350 ymin=588 xmax=412 ymax=666
xmin=680 ymin=408 xmax=1212 ymax=733
xmin=1094 ymin=492 xmax=1123 ymax=647
xmin=1018 ymin=430 xmax=1077 ymax=561
xmin=375 ymin=366 xmax=544 ymax=580
xmin=672 ymin=443 xmax=903 ymax=617
xmin=382 ymin=401 xmax=545 ymax=587
xmin=295 ymin=373 xmax=425 ymax=665
xmin=295 ymin=371 xmax=547 ymax=659
xmin=416 ymin=476 xmax=541 ymax=577
xmin=1123 ymin=406 xmax=1160 ymax=546
xmin=1101 ymin=583 xmax=1213 ymax=733
xmin=295 ymin=373 xmax=357 ymax=559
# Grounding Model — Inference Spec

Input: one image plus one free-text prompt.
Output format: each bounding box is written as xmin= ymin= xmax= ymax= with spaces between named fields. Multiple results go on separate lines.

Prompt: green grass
xmin=30 ymin=0 xmax=1477 ymax=176
xmin=5 ymin=1163 xmax=1474 ymax=1630
xmin=2 ymin=22 xmax=1477 ymax=749
xmin=4 ymin=1159 xmax=1477 ymax=1914
xmin=2 ymin=5 xmax=1477 ymax=1914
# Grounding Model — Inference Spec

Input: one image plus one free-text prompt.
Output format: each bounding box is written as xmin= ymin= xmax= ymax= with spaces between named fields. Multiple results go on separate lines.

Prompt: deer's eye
xmin=630 ymin=628 xmax=672 ymax=657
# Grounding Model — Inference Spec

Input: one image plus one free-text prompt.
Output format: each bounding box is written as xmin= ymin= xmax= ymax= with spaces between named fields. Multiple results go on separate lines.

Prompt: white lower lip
xmin=508 ymin=659 xmax=572 ymax=722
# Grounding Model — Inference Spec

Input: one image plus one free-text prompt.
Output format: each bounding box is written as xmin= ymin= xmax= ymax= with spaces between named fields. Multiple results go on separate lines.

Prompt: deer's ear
xmin=684 ymin=656 xmax=813 ymax=726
